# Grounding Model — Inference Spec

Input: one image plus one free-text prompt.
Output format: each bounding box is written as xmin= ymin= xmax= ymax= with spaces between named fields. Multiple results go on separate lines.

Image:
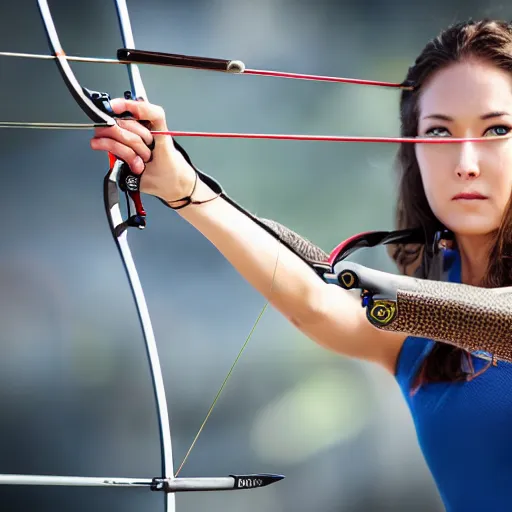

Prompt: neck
xmin=454 ymin=233 xmax=495 ymax=286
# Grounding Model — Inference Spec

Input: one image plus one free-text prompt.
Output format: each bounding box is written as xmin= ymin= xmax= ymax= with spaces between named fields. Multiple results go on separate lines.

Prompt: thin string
xmin=242 ymin=68 xmax=411 ymax=88
xmin=153 ymin=131 xmax=511 ymax=144
xmin=173 ymin=242 xmax=281 ymax=477
xmin=1 ymin=122 xmax=509 ymax=144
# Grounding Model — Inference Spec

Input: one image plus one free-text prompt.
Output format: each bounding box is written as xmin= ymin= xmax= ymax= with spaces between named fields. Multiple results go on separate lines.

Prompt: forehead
xmin=418 ymin=59 xmax=512 ymax=115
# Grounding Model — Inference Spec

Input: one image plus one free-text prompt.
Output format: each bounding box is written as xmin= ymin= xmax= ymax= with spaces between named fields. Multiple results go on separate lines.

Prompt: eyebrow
xmin=421 ymin=111 xmax=511 ymax=121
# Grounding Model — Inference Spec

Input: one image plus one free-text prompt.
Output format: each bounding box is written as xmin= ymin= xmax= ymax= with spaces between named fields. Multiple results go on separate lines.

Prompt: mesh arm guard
xmin=333 ymin=261 xmax=512 ymax=362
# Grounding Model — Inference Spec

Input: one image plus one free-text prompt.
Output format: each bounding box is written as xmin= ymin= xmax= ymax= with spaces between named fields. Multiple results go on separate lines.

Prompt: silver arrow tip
xmin=231 ymin=473 xmax=285 ymax=489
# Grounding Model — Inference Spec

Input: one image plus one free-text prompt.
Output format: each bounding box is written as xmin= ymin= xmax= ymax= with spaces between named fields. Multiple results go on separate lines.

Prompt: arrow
xmin=0 ymin=473 xmax=285 ymax=493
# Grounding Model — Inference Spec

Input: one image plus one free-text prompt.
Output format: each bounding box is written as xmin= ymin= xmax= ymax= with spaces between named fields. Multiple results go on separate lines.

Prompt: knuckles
xmin=91 ymin=98 xmax=162 ymax=165
xmin=153 ymin=105 xmax=165 ymax=120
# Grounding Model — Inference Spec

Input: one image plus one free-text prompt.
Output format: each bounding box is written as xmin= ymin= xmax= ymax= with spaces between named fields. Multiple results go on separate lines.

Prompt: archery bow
xmin=3 ymin=3 xmax=511 ymax=510
xmin=37 ymin=2 xmax=174 ymax=510
xmin=0 ymin=1 xmax=283 ymax=510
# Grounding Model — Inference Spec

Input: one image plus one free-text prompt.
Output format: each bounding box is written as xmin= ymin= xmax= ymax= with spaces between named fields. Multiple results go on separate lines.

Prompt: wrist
xmin=163 ymin=167 xmax=198 ymax=207
xmin=162 ymin=170 xmax=222 ymax=211
xmin=159 ymin=140 xmax=225 ymax=211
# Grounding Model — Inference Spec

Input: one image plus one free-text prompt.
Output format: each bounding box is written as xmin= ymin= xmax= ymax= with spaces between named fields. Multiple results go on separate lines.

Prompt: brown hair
xmin=392 ymin=19 xmax=512 ymax=391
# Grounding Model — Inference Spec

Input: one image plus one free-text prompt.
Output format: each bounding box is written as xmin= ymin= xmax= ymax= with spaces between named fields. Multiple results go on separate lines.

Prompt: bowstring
xmin=173 ymin=241 xmax=281 ymax=477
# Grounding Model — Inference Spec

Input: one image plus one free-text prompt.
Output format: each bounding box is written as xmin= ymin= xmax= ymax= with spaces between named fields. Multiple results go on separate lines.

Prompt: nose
xmin=454 ymin=141 xmax=480 ymax=179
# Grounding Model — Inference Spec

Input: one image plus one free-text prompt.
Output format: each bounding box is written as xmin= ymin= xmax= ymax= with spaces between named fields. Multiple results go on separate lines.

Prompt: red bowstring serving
xmin=151 ymin=131 xmax=508 ymax=144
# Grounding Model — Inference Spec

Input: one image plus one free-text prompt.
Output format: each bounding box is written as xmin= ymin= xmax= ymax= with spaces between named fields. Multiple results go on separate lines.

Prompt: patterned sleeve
xmin=394 ymin=248 xmax=461 ymax=394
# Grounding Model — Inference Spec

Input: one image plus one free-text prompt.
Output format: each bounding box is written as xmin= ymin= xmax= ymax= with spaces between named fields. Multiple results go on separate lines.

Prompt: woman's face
xmin=415 ymin=58 xmax=512 ymax=237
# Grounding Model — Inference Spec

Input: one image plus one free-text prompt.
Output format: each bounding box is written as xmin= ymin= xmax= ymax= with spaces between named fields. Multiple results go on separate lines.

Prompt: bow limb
xmin=111 ymin=3 xmax=176 ymax=511
xmin=37 ymin=1 xmax=175 ymax=511
xmin=35 ymin=1 xmax=285 ymax=505
xmin=36 ymin=1 xmax=114 ymax=125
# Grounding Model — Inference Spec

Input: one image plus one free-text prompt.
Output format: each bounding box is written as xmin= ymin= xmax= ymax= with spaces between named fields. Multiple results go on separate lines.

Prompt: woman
xmin=91 ymin=19 xmax=512 ymax=512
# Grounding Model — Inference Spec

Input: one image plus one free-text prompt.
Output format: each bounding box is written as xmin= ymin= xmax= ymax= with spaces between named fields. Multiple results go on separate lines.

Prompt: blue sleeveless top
xmin=395 ymin=250 xmax=512 ymax=511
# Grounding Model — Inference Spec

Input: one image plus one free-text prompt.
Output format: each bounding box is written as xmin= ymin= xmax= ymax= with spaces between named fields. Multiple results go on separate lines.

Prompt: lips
xmin=452 ymin=192 xmax=488 ymax=200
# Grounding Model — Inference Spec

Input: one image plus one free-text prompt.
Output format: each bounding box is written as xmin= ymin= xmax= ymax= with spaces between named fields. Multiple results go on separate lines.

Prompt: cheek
xmin=414 ymin=146 xmax=448 ymax=207
xmin=491 ymin=152 xmax=512 ymax=202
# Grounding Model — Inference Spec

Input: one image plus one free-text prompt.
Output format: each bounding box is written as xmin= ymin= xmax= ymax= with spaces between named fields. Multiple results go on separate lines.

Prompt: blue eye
xmin=486 ymin=125 xmax=511 ymax=137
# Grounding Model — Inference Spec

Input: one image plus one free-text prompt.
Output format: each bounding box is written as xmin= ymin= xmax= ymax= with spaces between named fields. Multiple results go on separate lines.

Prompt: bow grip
xmin=85 ymin=87 xmax=151 ymax=228
xmin=333 ymin=261 xmax=512 ymax=363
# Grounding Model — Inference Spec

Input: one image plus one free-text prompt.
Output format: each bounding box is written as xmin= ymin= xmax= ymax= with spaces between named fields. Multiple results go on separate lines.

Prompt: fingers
xmin=92 ymin=122 xmax=152 ymax=167
xmin=96 ymin=117 xmax=153 ymax=152
xmin=91 ymin=136 xmax=146 ymax=174
xmin=117 ymin=117 xmax=154 ymax=147
xmin=90 ymin=97 xmax=170 ymax=174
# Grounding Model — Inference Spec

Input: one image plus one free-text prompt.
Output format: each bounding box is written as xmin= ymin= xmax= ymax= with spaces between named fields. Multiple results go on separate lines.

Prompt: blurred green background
xmin=0 ymin=0 xmax=507 ymax=510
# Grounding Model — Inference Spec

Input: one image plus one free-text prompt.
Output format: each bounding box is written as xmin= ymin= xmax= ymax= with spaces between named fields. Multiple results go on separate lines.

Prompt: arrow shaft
xmin=0 ymin=50 xmax=410 ymax=88
xmin=0 ymin=51 xmax=128 ymax=65
xmin=0 ymin=474 xmax=153 ymax=488
xmin=0 ymin=473 xmax=284 ymax=492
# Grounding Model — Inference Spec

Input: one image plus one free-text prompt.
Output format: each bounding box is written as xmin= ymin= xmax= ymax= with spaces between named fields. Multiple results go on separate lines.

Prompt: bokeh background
xmin=0 ymin=0 xmax=509 ymax=510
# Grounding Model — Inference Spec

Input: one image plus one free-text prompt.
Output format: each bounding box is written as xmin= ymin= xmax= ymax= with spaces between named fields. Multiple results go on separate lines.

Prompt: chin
xmin=443 ymin=214 xmax=499 ymax=237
